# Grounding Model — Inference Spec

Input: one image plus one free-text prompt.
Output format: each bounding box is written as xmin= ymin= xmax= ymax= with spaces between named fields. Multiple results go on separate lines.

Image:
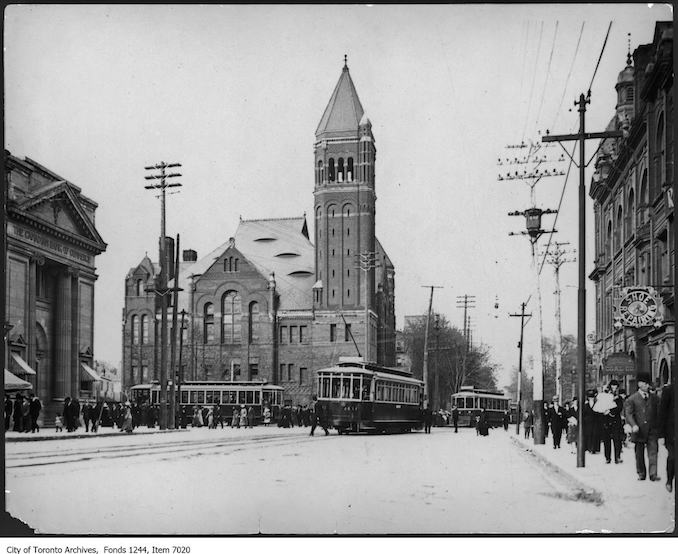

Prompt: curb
xmin=509 ymin=434 xmax=604 ymax=505
xmin=4 ymin=428 xmax=189 ymax=442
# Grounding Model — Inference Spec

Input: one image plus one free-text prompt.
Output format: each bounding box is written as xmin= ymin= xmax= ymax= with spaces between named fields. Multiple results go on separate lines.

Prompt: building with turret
xmin=122 ymin=61 xmax=396 ymax=405
xmin=589 ymin=21 xmax=674 ymax=391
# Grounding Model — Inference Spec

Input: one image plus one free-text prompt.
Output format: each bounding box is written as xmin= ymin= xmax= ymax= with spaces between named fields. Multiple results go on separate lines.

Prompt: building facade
xmin=5 ymin=152 xmax=107 ymax=422
xmin=122 ymin=62 xmax=397 ymax=405
xmin=589 ymin=22 xmax=674 ymax=391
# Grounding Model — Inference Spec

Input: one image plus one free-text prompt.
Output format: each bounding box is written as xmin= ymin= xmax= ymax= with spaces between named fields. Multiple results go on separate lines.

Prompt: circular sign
xmin=618 ymin=288 xmax=658 ymax=327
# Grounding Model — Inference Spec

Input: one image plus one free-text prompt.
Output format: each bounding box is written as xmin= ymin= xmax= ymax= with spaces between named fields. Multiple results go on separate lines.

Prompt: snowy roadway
xmin=5 ymin=426 xmax=673 ymax=534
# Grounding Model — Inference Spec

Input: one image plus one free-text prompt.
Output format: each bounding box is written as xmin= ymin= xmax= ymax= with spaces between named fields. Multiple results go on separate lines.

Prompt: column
xmin=27 ymin=257 xmax=38 ymax=391
xmin=54 ymin=268 xmax=71 ymax=399
xmin=70 ymin=268 xmax=80 ymax=396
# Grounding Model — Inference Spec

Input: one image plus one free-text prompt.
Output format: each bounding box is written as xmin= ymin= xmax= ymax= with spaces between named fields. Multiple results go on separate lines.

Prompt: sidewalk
xmin=510 ymin=428 xmax=675 ymax=533
xmin=3 ymin=425 xmax=188 ymax=442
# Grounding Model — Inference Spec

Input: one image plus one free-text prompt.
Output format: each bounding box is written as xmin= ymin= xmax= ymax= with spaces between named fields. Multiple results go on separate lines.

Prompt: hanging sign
xmin=615 ymin=287 xmax=660 ymax=328
xmin=602 ymin=352 xmax=636 ymax=375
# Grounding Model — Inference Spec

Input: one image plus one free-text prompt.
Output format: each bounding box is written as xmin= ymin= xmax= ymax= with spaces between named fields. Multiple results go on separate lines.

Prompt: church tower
xmin=313 ymin=58 xmax=376 ymax=313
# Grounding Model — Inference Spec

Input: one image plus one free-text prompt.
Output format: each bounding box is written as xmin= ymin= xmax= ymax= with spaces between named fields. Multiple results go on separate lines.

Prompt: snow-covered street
xmin=5 ymin=426 xmax=674 ymax=534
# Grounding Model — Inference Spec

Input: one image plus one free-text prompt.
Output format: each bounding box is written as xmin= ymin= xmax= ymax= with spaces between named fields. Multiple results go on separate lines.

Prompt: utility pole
xmin=434 ymin=314 xmax=440 ymax=411
xmin=358 ymin=251 xmax=377 ymax=362
xmin=144 ymin=161 xmax=182 ymax=430
xmin=422 ymin=285 xmax=443 ymax=409
xmin=177 ymin=309 xmax=187 ymax=428
xmin=510 ymin=302 xmax=532 ymax=435
xmin=455 ymin=295 xmax=476 ymax=388
xmin=542 ymin=92 xmax=622 ymax=467
xmin=168 ymin=234 xmax=182 ymax=429
xmin=543 ymin=241 xmax=575 ymax=403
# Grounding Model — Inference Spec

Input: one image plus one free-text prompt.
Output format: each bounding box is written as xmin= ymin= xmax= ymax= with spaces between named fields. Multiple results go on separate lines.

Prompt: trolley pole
xmin=510 ymin=302 xmax=532 ymax=435
xmin=542 ymin=92 xmax=622 ymax=467
xmin=421 ymin=285 xmax=443 ymax=409
xmin=144 ymin=161 xmax=182 ymax=430
xmin=168 ymin=234 xmax=182 ymax=429
xmin=177 ymin=309 xmax=186 ymax=427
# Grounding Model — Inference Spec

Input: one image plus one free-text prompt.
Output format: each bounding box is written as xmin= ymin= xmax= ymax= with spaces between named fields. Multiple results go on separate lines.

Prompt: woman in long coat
xmin=477 ymin=408 xmax=489 ymax=436
xmin=231 ymin=407 xmax=240 ymax=428
xmin=120 ymin=403 xmax=133 ymax=433
xmin=239 ymin=405 xmax=248 ymax=428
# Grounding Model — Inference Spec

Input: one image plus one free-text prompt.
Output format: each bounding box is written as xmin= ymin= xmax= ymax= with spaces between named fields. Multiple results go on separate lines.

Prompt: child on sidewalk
xmin=54 ymin=415 xmax=63 ymax=432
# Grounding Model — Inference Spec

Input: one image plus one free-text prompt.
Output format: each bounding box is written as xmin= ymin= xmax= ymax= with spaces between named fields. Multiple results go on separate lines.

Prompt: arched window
xmin=141 ymin=315 xmax=149 ymax=345
xmin=606 ymin=220 xmax=612 ymax=258
xmin=222 ymin=291 xmax=242 ymax=344
xmin=136 ymin=279 xmax=144 ymax=296
xmin=639 ymin=170 xmax=649 ymax=224
xmin=347 ymin=158 xmax=354 ymax=181
xmin=248 ymin=301 xmax=259 ymax=344
xmin=204 ymin=303 xmax=215 ymax=343
xmin=626 ymin=188 xmax=635 ymax=237
xmin=338 ymin=158 xmax=344 ymax=182
xmin=615 ymin=205 xmax=623 ymax=250
xmin=234 ymin=258 xmax=239 ymax=272
xmin=328 ymin=158 xmax=335 ymax=182
xmin=131 ymin=315 xmax=139 ymax=345
xmin=656 ymin=113 xmax=665 ymax=187
xmin=317 ymin=160 xmax=324 ymax=184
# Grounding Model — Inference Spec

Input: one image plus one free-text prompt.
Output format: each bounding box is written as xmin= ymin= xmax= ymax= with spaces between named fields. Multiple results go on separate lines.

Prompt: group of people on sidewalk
xmin=520 ymin=372 xmax=674 ymax=493
xmin=4 ymin=392 xmax=42 ymax=433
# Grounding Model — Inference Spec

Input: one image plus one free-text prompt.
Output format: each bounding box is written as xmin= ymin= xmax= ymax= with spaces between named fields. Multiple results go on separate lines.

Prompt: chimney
xmin=183 ymin=249 xmax=197 ymax=262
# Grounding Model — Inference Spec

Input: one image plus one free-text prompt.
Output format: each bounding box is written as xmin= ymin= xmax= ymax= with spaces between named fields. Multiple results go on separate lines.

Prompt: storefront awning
xmin=10 ymin=352 xmax=36 ymax=375
xmin=80 ymin=363 xmax=102 ymax=382
xmin=4 ymin=369 xmax=32 ymax=391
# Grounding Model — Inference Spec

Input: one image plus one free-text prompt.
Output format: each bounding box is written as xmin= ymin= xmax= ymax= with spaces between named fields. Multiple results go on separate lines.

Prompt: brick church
xmin=122 ymin=61 xmax=397 ymax=405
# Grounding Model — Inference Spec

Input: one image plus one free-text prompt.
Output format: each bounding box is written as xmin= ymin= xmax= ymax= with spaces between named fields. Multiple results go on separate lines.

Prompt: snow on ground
xmin=5 ymin=426 xmax=675 ymax=534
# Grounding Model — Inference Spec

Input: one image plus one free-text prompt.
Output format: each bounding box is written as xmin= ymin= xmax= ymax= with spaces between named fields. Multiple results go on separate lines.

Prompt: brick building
xmin=4 ymin=152 xmax=107 ymax=422
xmin=589 ymin=21 xmax=674 ymax=391
xmin=122 ymin=61 xmax=397 ymax=405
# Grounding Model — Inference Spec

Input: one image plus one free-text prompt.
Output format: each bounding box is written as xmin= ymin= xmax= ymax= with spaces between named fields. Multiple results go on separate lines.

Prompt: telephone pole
xmin=510 ymin=302 xmax=532 ymax=435
xmin=543 ymin=242 xmax=575 ymax=403
xmin=542 ymin=92 xmax=622 ymax=468
xmin=358 ymin=251 xmax=377 ymax=362
xmin=434 ymin=314 xmax=441 ymax=411
xmin=144 ymin=161 xmax=182 ymax=430
xmin=456 ymin=295 xmax=476 ymax=387
xmin=422 ymin=285 xmax=443 ymax=409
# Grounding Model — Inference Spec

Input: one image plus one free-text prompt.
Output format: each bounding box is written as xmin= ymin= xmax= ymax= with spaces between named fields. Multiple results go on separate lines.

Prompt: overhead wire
xmin=521 ymin=20 xmax=544 ymax=142
xmin=587 ymin=20 xmax=613 ymax=96
xmin=534 ymin=21 xmax=560 ymax=131
xmin=551 ymin=21 xmax=585 ymax=131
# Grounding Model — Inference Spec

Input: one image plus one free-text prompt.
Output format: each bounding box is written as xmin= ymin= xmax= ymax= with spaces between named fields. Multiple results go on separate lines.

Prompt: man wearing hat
xmin=601 ymin=380 xmax=624 ymax=464
xmin=624 ymin=372 xmax=660 ymax=481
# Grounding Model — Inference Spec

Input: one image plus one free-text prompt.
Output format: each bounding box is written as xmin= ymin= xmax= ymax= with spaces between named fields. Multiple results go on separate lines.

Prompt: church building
xmin=122 ymin=61 xmax=397 ymax=405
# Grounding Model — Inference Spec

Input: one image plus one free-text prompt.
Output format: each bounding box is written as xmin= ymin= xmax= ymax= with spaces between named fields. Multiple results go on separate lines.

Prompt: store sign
xmin=615 ymin=287 xmax=660 ymax=328
xmin=602 ymin=352 xmax=636 ymax=375
xmin=8 ymin=222 xmax=92 ymax=265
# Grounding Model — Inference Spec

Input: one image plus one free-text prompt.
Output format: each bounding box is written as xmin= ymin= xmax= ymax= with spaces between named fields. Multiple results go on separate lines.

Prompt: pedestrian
xmin=207 ymin=407 xmax=215 ymax=429
xmin=658 ymin=380 xmax=674 ymax=493
xmin=263 ymin=405 xmax=272 ymax=426
xmin=523 ymin=410 xmax=533 ymax=439
xmin=423 ymin=406 xmax=433 ymax=434
xmin=566 ymin=398 xmax=578 ymax=454
xmin=13 ymin=392 xmax=24 ymax=432
xmin=247 ymin=406 xmax=255 ymax=428
xmin=91 ymin=401 xmax=102 ymax=433
xmin=215 ymin=403 xmax=224 ymax=429
xmin=192 ymin=406 xmax=204 ymax=428
xmin=29 ymin=394 xmax=42 ymax=433
xmin=21 ymin=394 xmax=31 ymax=432
xmin=502 ymin=410 xmax=510 ymax=431
xmin=548 ymin=396 xmax=567 ymax=449
xmin=4 ymin=393 xmax=13 ymax=432
xmin=54 ymin=415 xmax=63 ymax=432
xmin=601 ymin=380 xmax=624 ymax=464
xmin=543 ymin=402 xmax=550 ymax=439
xmin=120 ymin=402 xmax=133 ymax=433
xmin=583 ymin=390 xmax=598 ymax=453
xmin=72 ymin=398 xmax=81 ymax=431
xmin=82 ymin=401 xmax=92 ymax=432
xmin=624 ymin=372 xmax=660 ymax=481
xmin=239 ymin=405 xmax=248 ymax=428
xmin=309 ymin=395 xmax=329 ymax=436
xmin=452 ymin=405 xmax=459 ymax=433
xmin=477 ymin=408 xmax=489 ymax=436
xmin=232 ymin=407 xmax=240 ymax=428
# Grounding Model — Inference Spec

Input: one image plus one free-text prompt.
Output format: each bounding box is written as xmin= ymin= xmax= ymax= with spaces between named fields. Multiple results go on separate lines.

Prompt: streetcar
xmin=450 ymin=386 xmax=511 ymax=428
xmin=316 ymin=357 xmax=425 ymax=434
xmin=130 ymin=380 xmax=284 ymax=425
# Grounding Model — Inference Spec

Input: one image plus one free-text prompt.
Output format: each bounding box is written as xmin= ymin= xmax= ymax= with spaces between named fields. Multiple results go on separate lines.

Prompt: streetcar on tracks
xmin=316 ymin=357 xmax=425 ymax=434
xmin=450 ymin=386 xmax=511 ymax=428
xmin=130 ymin=380 xmax=284 ymax=425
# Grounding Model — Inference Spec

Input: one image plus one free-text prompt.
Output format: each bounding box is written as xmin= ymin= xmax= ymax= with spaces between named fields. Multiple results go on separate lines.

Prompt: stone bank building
xmin=4 ymin=152 xmax=107 ymax=421
xmin=122 ymin=62 xmax=397 ymax=405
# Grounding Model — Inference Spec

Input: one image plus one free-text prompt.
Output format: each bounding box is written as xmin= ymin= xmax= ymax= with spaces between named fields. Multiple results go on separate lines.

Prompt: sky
xmin=4 ymin=3 xmax=672 ymax=389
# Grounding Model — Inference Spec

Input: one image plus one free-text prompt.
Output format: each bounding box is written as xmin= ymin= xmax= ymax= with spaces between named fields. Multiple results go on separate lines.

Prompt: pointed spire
xmin=316 ymin=60 xmax=365 ymax=136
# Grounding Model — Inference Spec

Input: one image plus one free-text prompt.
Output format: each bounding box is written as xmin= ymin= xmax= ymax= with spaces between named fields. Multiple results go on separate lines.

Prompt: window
xmin=299 ymin=325 xmax=307 ymax=343
xmin=344 ymin=323 xmax=352 ymax=342
xmin=615 ymin=206 xmax=623 ymax=251
xmin=234 ymin=259 xmax=239 ymax=271
xmin=141 ymin=315 xmax=149 ymax=345
xmin=203 ymin=303 xmax=215 ymax=343
xmin=328 ymin=158 xmax=335 ymax=182
xmin=338 ymin=158 xmax=344 ymax=182
xmin=330 ymin=324 xmax=336 ymax=341
xmin=141 ymin=365 xmax=148 ymax=383
xmin=249 ymin=363 xmax=258 ymax=378
xmin=248 ymin=301 xmax=259 ymax=343
xmin=300 ymin=367 xmax=308 ymax=384
xmin=132 ymin=315 xmax=139 ymax=345
xmin=290 ymin=326 xmax=298 ymax=343
xmin=136 ymin=279 xmax=144 ymax=296
xmin=279 ymin=326 xmax=287 ymax=343
xmin=347 ymin=158 xmax=354 ymax=181
xmin=279 ymin=363 xmax=286 ymax=380
xmin=288 ymin=363 xmax=294 ymax=382
xmin=131 ymin=364 xmax=138 ymax=385
xmin=222 ymin=291 xmax=242 ymax=344
xmin=656 ymin=113 xmax=665 ymax=187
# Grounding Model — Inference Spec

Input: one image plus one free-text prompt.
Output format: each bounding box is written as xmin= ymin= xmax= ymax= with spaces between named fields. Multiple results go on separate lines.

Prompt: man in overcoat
xmin=582 ymin=390 xmax=598 ymax=453
xmin=624 ymin=372 xmax=661 ymax=481
xmin=658 ymin=380 xmax=674 ymax=492
xmin=602 ymin=380 xmax=624 ymax=464
xmin=548 ymin=397 xmax=567 ymax=449
xmin=29 ymin=394 xmax=42 ymax=433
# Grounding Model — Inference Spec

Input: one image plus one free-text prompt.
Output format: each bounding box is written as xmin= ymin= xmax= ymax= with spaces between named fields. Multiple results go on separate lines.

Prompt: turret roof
xmin=316 ymin=64 xmax=365 ymax=136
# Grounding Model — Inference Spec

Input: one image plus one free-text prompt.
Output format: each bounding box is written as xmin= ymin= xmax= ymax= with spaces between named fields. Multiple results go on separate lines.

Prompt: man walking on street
xmin=452 ymin=405 xmax=459 ymax=433
xmin=659 ymin=380 xmax=674 ymax=493
xmin=548 ymin=397 xmax=567 ymax=449
xmin=602 ymin=380 xmax=624 ymax=464
xmin=624 ymin=372 xmax=661 ymax=481
xmin=29 ymin=394 xmax=42 ymax=433
xmin=309 ymin=395 xmax=329 ymax=436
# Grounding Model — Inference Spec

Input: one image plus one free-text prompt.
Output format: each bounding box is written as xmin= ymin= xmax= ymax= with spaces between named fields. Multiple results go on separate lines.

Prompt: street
xmin=6 ymin=426 xmax=673 ymax=534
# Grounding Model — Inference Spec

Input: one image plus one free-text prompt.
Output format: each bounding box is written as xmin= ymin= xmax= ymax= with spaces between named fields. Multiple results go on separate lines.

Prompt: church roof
xmin=316 ymin=64 xmax=365 ymax=137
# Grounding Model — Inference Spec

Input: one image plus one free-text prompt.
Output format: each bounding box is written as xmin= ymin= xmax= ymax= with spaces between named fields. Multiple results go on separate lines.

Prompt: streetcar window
xmin=152 ymin=391 xmax=159 ymax=405
xmin=181 ymin=391 xmax=189 ymax=404
xmin=263 ymin=391 xmax=271 ymax=406
xmin=190 ymin=391 xmax=198 ymax=404
xmin=352 ymin=376 xmax=361 ymax=399
xmin=341 ymin=377 xmax=351 ymax=399
xmin=246 ymin=390 xmax=254 ymax=404
xmin=362 ymin=380 xmax=371 ymax=400
xmin=254 ymin=391 xmax=260 ymax=404
xmin=197 ymin=391 xmax=205 ymax=404
xmin=331 ymin=376 xmax=341 ymax=398
xmin=321 ymin=376 xmax=330 ymax=399
xmin=236 ymin=391 xmax=244 ymax=405
xmin=206 ymin=391 xmax=214 ymax=404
